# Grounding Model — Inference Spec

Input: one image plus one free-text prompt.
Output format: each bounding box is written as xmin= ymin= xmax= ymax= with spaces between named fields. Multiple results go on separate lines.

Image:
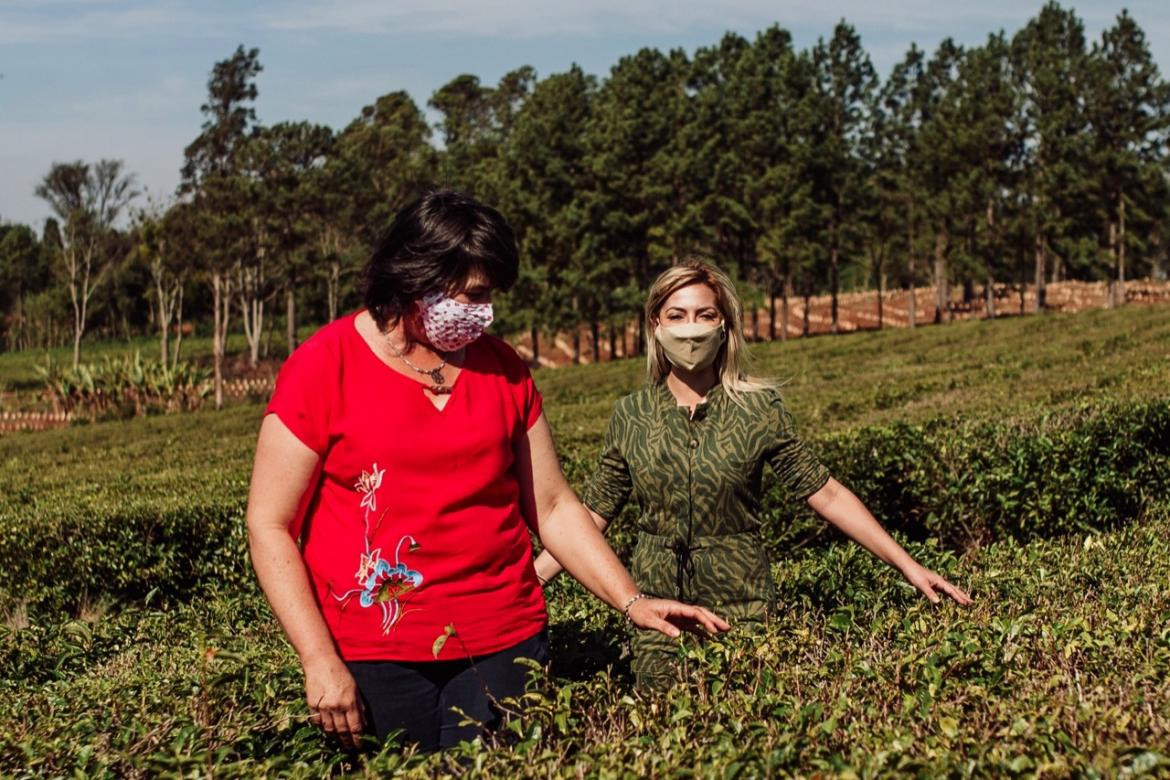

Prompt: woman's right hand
xmin=626 ymin=597 xmax=731 ymax=638
xmin=303 ymin=653 xmax=365 ymax=750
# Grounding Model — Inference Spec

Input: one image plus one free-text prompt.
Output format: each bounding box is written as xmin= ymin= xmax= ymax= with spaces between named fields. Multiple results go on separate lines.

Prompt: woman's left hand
xmin=901 ymin=562 xmax=973 ymax=605
xmin=627 ymin=597 xmax=732 ymax=638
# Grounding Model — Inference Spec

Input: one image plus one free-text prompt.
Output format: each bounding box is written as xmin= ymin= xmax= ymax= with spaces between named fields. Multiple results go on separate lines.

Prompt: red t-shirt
xmin=264 ymin=311 xmax=548 ymax=661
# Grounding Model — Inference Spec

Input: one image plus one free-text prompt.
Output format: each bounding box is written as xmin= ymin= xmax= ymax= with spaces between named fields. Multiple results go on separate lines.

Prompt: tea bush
xmin=1 ymin=512 xmax=1166 ymax=777
xmin=766 ymin=399 xmax=1170 ymax=552
xmin=2 ymin=399 xmax=1167 ymax=622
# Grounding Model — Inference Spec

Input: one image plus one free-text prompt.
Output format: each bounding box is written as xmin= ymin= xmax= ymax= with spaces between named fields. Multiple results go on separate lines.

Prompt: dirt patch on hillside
xmin=513 ymin=279 xmax=1170 ymax=367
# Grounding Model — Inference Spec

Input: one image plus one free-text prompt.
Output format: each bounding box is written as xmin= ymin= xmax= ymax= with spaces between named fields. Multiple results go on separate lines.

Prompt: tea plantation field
xmin=1 ymin=306 xmax=1169 ymax=777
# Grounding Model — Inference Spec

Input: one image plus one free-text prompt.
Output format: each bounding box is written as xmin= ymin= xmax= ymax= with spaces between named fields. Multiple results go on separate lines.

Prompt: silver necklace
xmin=388 ymin=340 xmax=448 ymax=387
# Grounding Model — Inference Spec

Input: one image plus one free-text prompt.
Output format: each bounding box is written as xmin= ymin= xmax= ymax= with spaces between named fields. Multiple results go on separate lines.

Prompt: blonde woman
xmin=534 ymin=259 xmax=971 ymax=687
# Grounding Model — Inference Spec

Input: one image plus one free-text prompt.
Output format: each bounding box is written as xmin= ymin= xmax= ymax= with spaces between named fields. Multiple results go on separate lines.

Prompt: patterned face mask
xmin=417 ymin=292 xmax=494 ymax=352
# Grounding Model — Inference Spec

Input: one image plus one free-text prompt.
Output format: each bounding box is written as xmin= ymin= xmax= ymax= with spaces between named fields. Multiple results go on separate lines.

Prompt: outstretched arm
xmin=806 ymin=477 xmax=973 ymax=605
xmin=516 ymin=413 xmax=730 ymax=636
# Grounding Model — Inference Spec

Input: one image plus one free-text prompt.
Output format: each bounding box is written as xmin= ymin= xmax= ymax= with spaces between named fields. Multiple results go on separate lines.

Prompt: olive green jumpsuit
xmin=581 ymin=383 xmax=829 ymax=687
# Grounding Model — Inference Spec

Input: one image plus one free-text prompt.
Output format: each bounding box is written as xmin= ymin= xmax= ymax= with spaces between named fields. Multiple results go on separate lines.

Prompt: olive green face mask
xmin=654 ymin=322 xmax=727 ymax=372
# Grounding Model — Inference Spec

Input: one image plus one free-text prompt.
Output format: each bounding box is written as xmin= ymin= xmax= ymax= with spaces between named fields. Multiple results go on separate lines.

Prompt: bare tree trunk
xmin=252 ymin=296 xmax=265 ymax=365
xmin=1034 ymin=233 xmax=1047 ymax=312
xmin=65 ymin=244 xmax=85 ymax=370
xmin=157 ymin=275 xmax=170 ymax=365
xmin=876 ymin=260 xmax=885 ymax=330
xmin=933 ymin=232 xmax=949 ymax=324
xmin=780 ymin=277 xmax=791 ymax=342
xmin=769 ymin=286 xmax=776 ymax=341
xmin=906 ymin=220 xmax=918 ymax=329
xmin=751 ymin=301 xmax=760 ymax=341
xmin=172 ymin=285 xmax=184 ymax=370
xmin=1107 ymin=220 xmax=1118 ymax=309
xmin=802 ymin=293 xmax=811 ymax=337
xmin=907 ymin=253 xmax=918 ymax=330
xmin=237 ymin=263 xmax=266 ymax=367
xmin=530 ymin=326 xmax=540 ymax=364
xmin=68 ymin=236 xmax=102 ymax=370
xmin=212 ymin=271 xmax=226 ymax=410
xmin=150 ymin=255 xmax=181 ymax=367
xmin=15 ymin=293 xmax=25 ymax=351
xmin=286 ymin=284 xmax=297 ymax=356
xmin=985 ymin=199 xmax=996 ymax=320
xmin=327 ymin=258 xmax=340 ymax=322
xmin=72 ymin=320 xmax=83 ymax=371
xmin=1118 ymin=193 xmax=1127 ymax=305
xmin=590 ymin=319 xmax=600 ymax=363
xmin=830 ymin=244 xmax=840 ymax=335
xmin=608 ymin=322 xmax=617 ymax=361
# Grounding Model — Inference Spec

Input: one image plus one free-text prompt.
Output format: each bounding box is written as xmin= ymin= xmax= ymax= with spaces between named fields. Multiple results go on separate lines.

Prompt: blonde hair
xmin=644 ymin=258 xmax=773 ymax=405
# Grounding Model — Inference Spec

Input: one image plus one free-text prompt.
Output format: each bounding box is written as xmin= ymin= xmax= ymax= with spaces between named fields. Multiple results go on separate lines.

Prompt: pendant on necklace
xmin=429 ymin=368 xmax=446 ymax=385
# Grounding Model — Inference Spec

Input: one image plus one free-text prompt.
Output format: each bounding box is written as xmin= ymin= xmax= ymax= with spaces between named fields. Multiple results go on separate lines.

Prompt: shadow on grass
xmin=547 ymin=614 xmax=632 ymax=685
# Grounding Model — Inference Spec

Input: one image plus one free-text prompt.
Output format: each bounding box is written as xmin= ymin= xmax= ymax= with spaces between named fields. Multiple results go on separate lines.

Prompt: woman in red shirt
xmin=246 ymin=190 xmax=728 ymax=752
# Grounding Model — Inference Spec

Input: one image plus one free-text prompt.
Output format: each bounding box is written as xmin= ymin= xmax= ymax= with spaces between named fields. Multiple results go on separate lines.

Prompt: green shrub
xmin=35 ymin=351 xmax=212 ymax=419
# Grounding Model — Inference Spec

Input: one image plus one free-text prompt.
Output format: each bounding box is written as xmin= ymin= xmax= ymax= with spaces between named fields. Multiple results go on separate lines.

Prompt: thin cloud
xmin=263 ymin=0 xmax=1084 ymax=38
xmin=0 ymin=1 xmax=248 ymax=44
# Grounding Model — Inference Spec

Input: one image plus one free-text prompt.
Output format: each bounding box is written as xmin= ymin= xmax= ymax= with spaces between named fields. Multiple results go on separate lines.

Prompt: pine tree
xmin=583 ymin=47 xmax=690 ymax=353
xmin=1085 ymin=11 xmax=1170 ymax=306
xmin=809 ymin=22 xmax=878 ymax=334
xmin=1013 ymin=3 xmax=1093 ymax=311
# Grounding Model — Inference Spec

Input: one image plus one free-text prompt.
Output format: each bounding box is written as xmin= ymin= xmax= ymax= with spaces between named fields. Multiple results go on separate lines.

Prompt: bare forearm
xmin=537 ymin=498 xmax=635 ymax=609
xmin=534 ymin=508 xmax=609 ymax=582
xmin=807 ymin=478 xmax=915 ymax=572
xmin=249 ymin=525 xmax=339 ymax=665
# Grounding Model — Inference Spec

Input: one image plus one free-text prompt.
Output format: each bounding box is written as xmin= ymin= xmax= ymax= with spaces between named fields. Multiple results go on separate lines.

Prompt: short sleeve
xmin=481 ymin=335 xmax=544 ymax=432
xmin=765 ymin=392 xmax=830 ymax=500
xmin=519 ymin=366 xmax=543 ymax=431
xmin=265 ymin=340 xmax=335 ymax=456
xmin=580 ymin=405 xmax=633 ymax=520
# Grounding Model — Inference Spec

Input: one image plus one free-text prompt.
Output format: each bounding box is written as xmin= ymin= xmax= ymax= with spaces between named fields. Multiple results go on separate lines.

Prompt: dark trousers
xmin=346 ymin=629 xmax=549 ymax=751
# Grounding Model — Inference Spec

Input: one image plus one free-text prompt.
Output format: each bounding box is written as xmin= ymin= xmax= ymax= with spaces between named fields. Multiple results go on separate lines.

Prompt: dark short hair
xmin=362 ymin=190 xmax=519 ymax=330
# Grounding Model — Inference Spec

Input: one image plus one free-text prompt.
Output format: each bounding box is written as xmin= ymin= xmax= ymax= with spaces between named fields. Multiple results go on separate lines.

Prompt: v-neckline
xmin=350 ymin=311 xmax=469 ymax=414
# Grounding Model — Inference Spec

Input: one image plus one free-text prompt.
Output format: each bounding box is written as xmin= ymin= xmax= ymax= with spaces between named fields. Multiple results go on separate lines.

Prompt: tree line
xmin=2 ymin=2 xmax=1168 ymax=403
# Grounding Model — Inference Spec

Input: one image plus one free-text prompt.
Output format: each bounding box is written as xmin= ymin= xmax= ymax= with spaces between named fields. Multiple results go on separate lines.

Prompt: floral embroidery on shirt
xmin=356 ymin=463 xmax=384 ymax=511
xmin=332 ymin=462 xmax=424 ymax=634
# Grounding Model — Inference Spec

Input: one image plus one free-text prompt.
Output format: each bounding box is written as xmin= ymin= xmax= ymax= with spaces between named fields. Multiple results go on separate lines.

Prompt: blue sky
xmin=2 ymin=0 xmax=1167 ymax=228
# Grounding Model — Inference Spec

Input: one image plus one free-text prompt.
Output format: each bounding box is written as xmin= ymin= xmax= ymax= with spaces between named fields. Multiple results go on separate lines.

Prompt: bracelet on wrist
xmin=621 ymin=592 xmax=648 ymax=622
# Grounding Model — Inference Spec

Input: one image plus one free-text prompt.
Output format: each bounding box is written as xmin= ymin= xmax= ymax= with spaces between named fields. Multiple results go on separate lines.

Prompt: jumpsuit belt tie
xmin=635 ymin=529 xmax=760 ymax=602
xmin=667 ymin=538 xmax=700 ymax=602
